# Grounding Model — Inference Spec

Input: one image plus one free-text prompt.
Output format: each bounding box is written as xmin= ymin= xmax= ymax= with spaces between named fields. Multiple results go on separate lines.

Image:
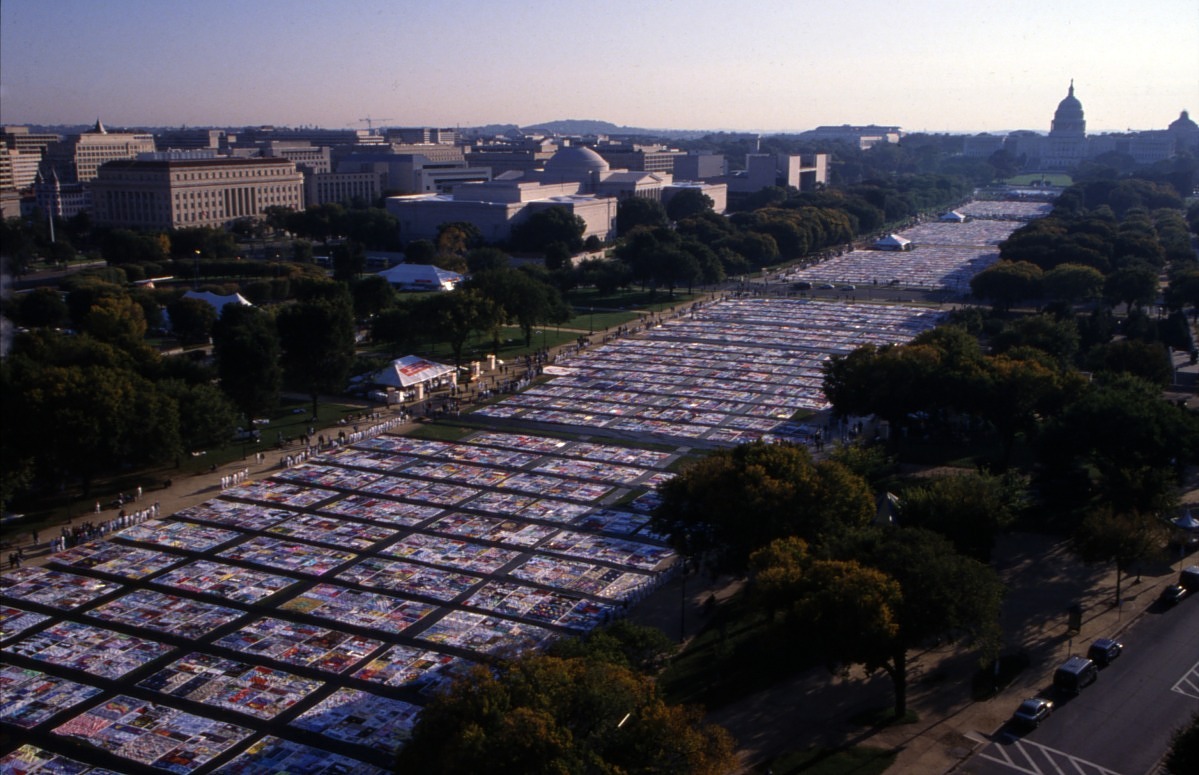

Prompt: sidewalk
xmin=652 ymin=530 xmax=1195 ymax=774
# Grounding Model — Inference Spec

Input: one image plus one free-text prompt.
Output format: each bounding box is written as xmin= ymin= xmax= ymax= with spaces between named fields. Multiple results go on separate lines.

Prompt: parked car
xmin=838 ymin=284 xmax=857 ymax=291
xmin=792 ymin=281 xmax=812 ymax=290
xmin=1053 ymin=656 xmax=1097 ymax=694
xmin=817 ymin=283 xmax=836 ymax=290
xmin=1160 ymin=584 xmax=1187 ymax=605
xmin=1179 ymin=565 xmax=1199 ymax=592
xmin=1011 ymin=697 xmax=1054 ymax=728
xmin=1086 ymin=638 xmax=1123 ymax=666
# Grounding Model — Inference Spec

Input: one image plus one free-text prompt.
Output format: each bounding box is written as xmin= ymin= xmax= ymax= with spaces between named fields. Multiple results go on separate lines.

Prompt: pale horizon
xmin=2 ymin=0 xmax=1196 ymax=136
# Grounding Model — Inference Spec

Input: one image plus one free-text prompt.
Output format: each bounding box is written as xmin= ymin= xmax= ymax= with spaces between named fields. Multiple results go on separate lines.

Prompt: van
xmin=1180 ymin=565 xmax=1199 ymax=592
xmin=1053 ymin=656 xmax=1098 ymax=694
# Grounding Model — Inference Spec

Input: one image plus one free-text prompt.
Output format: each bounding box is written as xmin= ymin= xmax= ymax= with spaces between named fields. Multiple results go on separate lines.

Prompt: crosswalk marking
xmin=977 ymin=738 xmax=1125 ymax=775
xmin=1171 ymin=659 xmax=1199 ymax=700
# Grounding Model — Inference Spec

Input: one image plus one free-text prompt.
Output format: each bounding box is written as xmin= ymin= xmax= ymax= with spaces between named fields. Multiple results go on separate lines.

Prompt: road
xmin=964 ymin=593 xmax=1199 ymax=775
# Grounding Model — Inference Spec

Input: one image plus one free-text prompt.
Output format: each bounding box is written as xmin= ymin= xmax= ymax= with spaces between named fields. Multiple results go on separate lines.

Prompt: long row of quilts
xmin=474 ymin=298 xmax=943 ymax=441
xmin=783 ymin=202 xmax=1039 ymax=289
xmin=0 ymin=427 xmax=681 ymax=771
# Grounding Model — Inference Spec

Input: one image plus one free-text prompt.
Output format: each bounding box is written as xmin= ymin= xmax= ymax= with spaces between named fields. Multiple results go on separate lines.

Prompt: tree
xmin=1040 ymin=374 xmax=1198 ymax=514
xmin=665 ymin=188 xmax=715 ymax=221
xmin=750 ymin=537 xmax=902 ymax=653
xmin=510 ymin=206 xmax=587 ymax=253
xmin=899 ymin=472 xmax=1024 ymax=560
xmin=548 ymin=620 xmax=676 ymax=673
xmin=1042 ymin=263 xmax=1104 ymax=305
xmin=1164 ymin=268 xmax=1199 ymax=313
xmin=331 ymin=240 xmax=367 ymax=282
xmin=1088 ymin=339 xmax=1172 ymax=386
xmin=468 ymin=268 xmax=570 ymax=347
xmin=823 ymin=342 xmax=946 ymax=443
xmin=81 ymin=294 xmax=149 ymax=351
xmin=653 ymin=441 xmax=874 ymax=570
xmin=351 ymin=274 xmax=395 ymax=320
xmin=212 ymin=305 xmax=282 ymax=421
xmin=405 ymin=239 xmax=437 ymax=263
xmin=1165 ymin=712 xmax=1199 ymax=775
xmin=158 ymin=378 xmax=238 ymax=452
xmin=1103 ymin=263 xmax=1160 ymax=310
xmin=276 ymin=290 xmax=356 ymax=418
xmin=969 ymin=261 xmax=1043 ymax=311
xmin=823 ymin=528 xmax=1003 ymax=717
xmin=426 ymin=289 xmax=502 ymax=370
xmin=1074 ymin=507 xmax=1167 ymax=605
xmin=166 ymin=297 xmax=217 ymax=346
xmin=975 ymin=353 xmax=1077 ymax=466
xmin=617 ymin=197 xmax=669 ymax=236
xmin=370 ymin=302 xmax=425 ymax=355
xmin=436 ymin=221 xmax=484 ymax=257
xmin=465 ymin=247 xmax=510 ymax=274
xmin=16 ymin=287 xmax=70 ymax=328
xmin=397 ymin=654 xmax=736 ymax=775
xmin=1074 ymin=511 xmax=1165 ymax=607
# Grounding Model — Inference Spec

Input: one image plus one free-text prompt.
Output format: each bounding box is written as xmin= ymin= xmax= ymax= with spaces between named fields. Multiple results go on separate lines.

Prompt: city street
xmin=966 ymin=594 xmax=1199 ymax=775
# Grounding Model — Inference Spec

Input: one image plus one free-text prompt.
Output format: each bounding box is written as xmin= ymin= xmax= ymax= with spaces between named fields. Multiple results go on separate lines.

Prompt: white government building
xmin=385 ymin=143 xmax=727 ymax=244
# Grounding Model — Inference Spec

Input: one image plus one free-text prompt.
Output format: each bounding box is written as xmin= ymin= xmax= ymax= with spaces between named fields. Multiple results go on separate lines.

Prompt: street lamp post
xmin=589 ymin=307 xmax=594 ymax=335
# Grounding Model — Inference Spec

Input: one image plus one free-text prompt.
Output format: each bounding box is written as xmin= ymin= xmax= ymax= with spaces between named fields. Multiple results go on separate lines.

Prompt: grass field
xmin=1004 ymin=173 xmax=1072 ymax=187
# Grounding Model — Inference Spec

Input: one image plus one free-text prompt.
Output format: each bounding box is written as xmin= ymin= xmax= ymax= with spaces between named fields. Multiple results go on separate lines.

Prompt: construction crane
xmin=357 ymin=117 xmax=394 ymax=135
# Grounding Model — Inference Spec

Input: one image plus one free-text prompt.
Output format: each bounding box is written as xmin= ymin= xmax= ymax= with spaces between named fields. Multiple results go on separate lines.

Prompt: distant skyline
xmin=2 ymin=0 xmax=1196 ymax=135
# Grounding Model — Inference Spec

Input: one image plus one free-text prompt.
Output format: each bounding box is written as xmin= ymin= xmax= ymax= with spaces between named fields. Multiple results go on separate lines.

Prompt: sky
xmin=2 ymin=0 xmax=1197 ymax=135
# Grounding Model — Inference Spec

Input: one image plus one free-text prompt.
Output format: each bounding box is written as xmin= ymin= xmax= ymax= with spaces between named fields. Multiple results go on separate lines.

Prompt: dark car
xmin=817 ymin=283 xmax=836 ymax=290
xmin=1160 ymin=584 xmax=1187 ymax=605
xmin=1011 ymin=697 xmax=1054 ymax=728
xmin=1087 ymin=638 xmax=1123 ymax=666
xmin=792 ymin=281 xmax=813 ymax=291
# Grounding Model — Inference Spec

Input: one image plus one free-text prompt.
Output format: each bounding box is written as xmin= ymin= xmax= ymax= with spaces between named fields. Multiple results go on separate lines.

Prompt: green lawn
xmin=658 ymin=592 xmax=815 ymax=708
xmin=1004 ymin=173 xmax=1072 ymax=187
xmin=10 ymin=397 xmax=366 ymax=532
xmin=565 ymin=287 xmax=704 ymax=313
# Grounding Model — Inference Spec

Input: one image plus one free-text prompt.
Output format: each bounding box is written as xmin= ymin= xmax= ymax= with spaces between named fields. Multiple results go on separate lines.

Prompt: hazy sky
xmin=2 ymin=0 xmax=1196 ymax=134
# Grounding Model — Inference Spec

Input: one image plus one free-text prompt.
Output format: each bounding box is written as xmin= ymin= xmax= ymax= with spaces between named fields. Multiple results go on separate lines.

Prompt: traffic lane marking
xmin=977 ymin=737 xmax=1125 ymax=775
xmin=1170 ymin=659 xmax=1199 ymax=700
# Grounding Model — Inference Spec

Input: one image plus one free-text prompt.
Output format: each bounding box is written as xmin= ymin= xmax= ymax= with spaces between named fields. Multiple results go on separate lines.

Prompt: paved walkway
xmin=623 ymin=528 xmax=1197 ymax=774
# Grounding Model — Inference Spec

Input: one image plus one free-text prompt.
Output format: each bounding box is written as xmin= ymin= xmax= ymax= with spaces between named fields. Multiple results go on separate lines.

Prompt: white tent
xmin=1172 ymin=509 xmax=1199 ymax=546
xmin=371 ymin=355 xmax=455 ymax=388
xmin=939 ymin=210 xmax=967 ymax=222
xmin=377 ymin=263 xmax=463 ymax=291
xmin=873 ymin=234 xmax=912 ymax=251
xmin=182 ymin=290 xmax=252 ymax=313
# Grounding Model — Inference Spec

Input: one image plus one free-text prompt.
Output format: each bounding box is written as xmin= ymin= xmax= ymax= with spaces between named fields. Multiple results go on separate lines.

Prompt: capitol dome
xmin=1054 ymin=81 xmax=1084 ymax=122
xmin=544 ymin=145 xmax=610 ymax=176
xmin=1168 ymin=110 xmax=1198 ymax=132
xmin=1050 ymin=80 xmax=1086 ymax=137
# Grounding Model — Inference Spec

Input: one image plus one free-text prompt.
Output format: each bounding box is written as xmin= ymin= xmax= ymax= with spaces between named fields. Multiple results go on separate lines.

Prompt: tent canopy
xmin=182 ymin=290 xmax=252 ymax=313
xmin=376 ymin=263 xmax=462 ymax=291
xmin=873 ymin=233 xmax=912 ymax=250
xmin=371 ymin=355 xmax=454 ymax=388
xmin=939 ymin=210 xmax=967 ymax=222
xmin=1173 ymin=509 xmax=1199 ymax=531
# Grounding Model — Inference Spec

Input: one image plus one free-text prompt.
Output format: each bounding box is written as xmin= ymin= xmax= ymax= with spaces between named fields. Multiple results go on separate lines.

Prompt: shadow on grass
xmin=757 ymin=745 xmax=898 ymax=775
xmin=847 ymin=706 xmax=918 ymax=728
xmin=658 ymin=593 xmax=818 ymax=709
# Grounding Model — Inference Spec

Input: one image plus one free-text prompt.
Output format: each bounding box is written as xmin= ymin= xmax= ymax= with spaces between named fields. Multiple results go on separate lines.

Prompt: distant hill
xmin=522 ymin=119 xmax=627 ymax=135
xmin=517 ymin=119 xmax=705 ymax=140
